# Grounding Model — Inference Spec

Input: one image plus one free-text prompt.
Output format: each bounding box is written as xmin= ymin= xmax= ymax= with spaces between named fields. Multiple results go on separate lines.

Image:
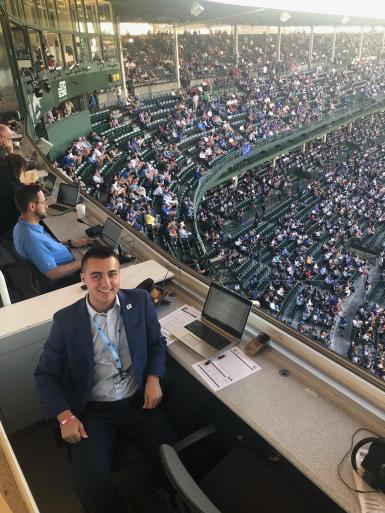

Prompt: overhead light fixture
xmin=280 ymin=11 xmax=291 ymax=23
xmin=191 ymin=1 xmax=204 ymax=17
xmin=341 ymin=16 xmax=350 ymax=24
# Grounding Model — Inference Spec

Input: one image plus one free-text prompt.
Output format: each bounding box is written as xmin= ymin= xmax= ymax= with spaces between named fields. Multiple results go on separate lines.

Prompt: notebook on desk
xmin=172 ymin=283 xmax=252 ymax=359
xmin=48 ymin=183 xmax=79 ymax=212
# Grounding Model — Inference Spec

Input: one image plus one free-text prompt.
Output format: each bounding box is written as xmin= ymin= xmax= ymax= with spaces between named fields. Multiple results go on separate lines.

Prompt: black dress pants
xmin=70 ymin=393 xmax=176 ymax=513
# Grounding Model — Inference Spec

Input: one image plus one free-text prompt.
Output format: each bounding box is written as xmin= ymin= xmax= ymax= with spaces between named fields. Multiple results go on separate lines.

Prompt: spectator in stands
xmin=44 ymin=109 xmax=56 ymax=124
xmin=61 ymin=149 xmax=78 ymax=175
xmin=88 ymin=93 xmax=97 ymax=109
xmin=144 ymin=206 xmax=160 ymax=232
xmin=0 ymin=124 xmax=13 ymax=171
xmin=13 ymin=184 xmax=93 ymax=285
xmin=0 ymin=154 xmax=26 ymax=240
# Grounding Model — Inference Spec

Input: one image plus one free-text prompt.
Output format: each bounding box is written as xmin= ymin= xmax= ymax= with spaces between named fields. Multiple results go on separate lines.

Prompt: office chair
xmin=160 ymin=429 xmax=311 ymax=513
xmin=0 ymin=270 xmax=11 ymax=306
xmin=0 ymin=239 xmax=46 ymax=301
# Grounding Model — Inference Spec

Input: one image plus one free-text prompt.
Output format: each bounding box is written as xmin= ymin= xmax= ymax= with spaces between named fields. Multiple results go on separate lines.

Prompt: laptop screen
xmin=42 ymin=173 xmax=56 ymax=196
xmin=101 ymin=218 xmax=123 ymax=248
xmin=56 ymin=183 xmax=79 ymax=206
xmin=202 ymin=283 xmax=252 ymax=339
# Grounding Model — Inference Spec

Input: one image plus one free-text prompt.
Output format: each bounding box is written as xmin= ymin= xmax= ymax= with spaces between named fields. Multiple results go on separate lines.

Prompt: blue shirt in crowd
xmin=13 ymin=219 xmax=74 ymax=275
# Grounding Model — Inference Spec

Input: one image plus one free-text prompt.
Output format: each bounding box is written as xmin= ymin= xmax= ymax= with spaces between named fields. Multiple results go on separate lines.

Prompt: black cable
xmin=337 ymin=427 xmax=383 ymax=494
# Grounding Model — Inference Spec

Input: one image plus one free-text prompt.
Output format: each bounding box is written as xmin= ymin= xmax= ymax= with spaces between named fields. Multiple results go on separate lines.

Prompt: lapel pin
xmin=126 ymin=304 xmax=132 ymax=310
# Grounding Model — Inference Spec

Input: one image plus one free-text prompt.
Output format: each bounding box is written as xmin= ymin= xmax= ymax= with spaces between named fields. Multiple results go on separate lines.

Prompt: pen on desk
xmin=205 ymin=353 xmax=226 ymax=365
xmin=181 ymin=306 xmax=197 ymax=318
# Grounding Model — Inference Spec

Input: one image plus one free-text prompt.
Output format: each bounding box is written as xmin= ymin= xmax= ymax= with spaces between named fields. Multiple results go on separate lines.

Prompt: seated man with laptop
xmin=13 ymin=184 xmax=93 ymax=287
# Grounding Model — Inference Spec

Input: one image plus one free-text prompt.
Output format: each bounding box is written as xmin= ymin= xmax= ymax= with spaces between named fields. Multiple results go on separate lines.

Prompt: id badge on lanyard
xmin=93 ymin=317 xmax=131 ymax=388
xmin=113 ymin=369 xmax=132 ymax=386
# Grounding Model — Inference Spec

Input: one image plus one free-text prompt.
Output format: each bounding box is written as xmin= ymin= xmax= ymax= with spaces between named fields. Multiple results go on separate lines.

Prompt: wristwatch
xmin=67 ymin=239 xmax=73 ymax=248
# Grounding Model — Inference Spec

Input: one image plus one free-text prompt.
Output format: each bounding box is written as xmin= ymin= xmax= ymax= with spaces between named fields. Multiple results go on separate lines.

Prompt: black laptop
xmin=42 ymin=173 xmax=57 ymax=197
xmin=48 ymin=183 xmax=79 ymax=212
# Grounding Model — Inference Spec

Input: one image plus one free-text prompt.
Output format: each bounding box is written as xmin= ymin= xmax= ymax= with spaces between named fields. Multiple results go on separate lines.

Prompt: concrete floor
xmin=10 ymin=423 xmax=172 ymax=513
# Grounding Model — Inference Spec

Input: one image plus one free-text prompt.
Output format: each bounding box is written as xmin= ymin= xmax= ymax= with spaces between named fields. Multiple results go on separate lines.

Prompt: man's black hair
xmin=14 ymin=183 xmax=41 ymax=213
xmin=81 ymin=245 xmax=119 ymax=271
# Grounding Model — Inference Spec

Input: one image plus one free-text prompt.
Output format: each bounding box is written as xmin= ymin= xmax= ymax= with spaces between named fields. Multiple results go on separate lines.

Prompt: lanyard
xmin=92 ymin=316 xmax=122 ymax=370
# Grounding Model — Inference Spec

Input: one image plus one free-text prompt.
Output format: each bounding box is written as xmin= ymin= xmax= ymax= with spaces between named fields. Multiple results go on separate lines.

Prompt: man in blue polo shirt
xmin=13 ymin=184 xmax=93 ymax=282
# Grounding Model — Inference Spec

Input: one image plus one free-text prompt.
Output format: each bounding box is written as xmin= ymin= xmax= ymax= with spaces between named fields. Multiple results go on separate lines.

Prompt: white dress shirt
xmin=86 ymin=295 xmax=138 ymax=401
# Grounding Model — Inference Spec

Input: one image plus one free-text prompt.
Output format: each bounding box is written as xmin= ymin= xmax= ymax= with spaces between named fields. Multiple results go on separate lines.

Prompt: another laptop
xmin=173 ymin=283 xmax=252 ymax=359
xmin=100 ymin=218 xmax=123 ymax=248
xmin=48 ymin=183 xmax=79 ymax=212
xmin=91 ymin=218 xmax=123 ymax=250
xmin=42 ymin=173 xmax=57 ymax=197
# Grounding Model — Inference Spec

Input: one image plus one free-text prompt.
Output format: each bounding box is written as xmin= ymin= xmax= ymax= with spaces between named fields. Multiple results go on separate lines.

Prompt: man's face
xmin=81 ymin=256 xmax=120 ymax=311
xmin=0 ymin=127 xmax=13 ymax=152
xmin=31 ymin=190 xmax=47 ymax=220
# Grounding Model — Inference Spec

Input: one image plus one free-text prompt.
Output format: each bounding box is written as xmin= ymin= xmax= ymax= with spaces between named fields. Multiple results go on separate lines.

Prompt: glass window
xmin=11 ymin=25 xmax=30 ymax=61
xmin=76 ymin=0 xmax=87 ymax=33
xmin=5 ymin=0 xmax=23 ymax=19
xmin=36 ymin=0 xmax=49 ymax=28
xmin=84 ymin=1 xmax=98 ymax=33
xmin=90 ymin=36 xmax=102 ymax=62
xmin=62 ymin=35 xmax=76 ymax=66
xmin=55 ymin=0 xmax=74 ymax=31
xmin=97 ymin=1 xmax=114 ymax=35
xmin=10 ymin=23 xmax=33 ymax=77
xmin=75 ymin=36 xmax=91 ymax=63
xmin=23 ymin=0 xmax=39 ymax=25
xmin=42 ymin=32 xmax=64 ymax=69
xmin=102 ymin=38 xmax=116 ymax=63
xmin=28 ymin=29 xmax=45 ymax=73
xmin=46 ymin=0 xmax=58 ymax=28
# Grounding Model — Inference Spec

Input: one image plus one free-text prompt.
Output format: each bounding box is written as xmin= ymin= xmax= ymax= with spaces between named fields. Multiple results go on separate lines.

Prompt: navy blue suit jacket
xmin=34 ymin=289 xmax=167 ymax=419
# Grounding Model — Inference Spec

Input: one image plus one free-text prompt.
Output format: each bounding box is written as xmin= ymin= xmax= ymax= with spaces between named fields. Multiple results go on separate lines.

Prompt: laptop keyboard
xmin=185 ymin=320 xmax=230 ymax=350
xmin=48 ymin=204 xmax=72 ymax=211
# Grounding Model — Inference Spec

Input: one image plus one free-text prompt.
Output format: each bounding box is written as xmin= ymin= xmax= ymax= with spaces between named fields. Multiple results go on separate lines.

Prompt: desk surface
xmin=0 ymin=260 xmax=172 ymax=339
xmin=160 ymin=291 xmax=385 ymax=513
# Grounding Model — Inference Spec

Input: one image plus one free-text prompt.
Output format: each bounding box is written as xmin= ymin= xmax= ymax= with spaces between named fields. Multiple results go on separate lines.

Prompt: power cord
xmin=337 ymin=427 xmax=382 ymax=494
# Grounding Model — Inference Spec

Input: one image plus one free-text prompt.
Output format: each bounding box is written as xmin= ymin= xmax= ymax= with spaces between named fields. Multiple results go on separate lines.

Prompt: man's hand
xmin=143 ymin=375 xmax=162 ymax=409
xmin=57 ymin=410 xmax=88 ymax=444
xmin=61 ymin=418 xmax=88 ymax=444
xmin=72 ymin=238 xmax=95 ymax=248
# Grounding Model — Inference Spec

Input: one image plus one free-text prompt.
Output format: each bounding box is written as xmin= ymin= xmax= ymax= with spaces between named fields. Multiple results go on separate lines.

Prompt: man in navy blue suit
xmin=34 ymin=245 xmax=176 ymax=512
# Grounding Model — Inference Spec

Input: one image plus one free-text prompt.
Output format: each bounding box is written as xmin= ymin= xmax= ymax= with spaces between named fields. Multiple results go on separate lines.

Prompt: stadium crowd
xmin=55 ymin=45 xmax=385 ymax=379
xmin=121 ymin=29 xmax=385 ymax=86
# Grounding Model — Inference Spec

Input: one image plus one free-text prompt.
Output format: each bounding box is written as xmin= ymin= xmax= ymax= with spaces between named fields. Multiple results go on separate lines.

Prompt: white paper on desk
xmin=352 ymin=448 xmax=385 ymax=513
xmin=160 ymin=304 xmax=200 ymax=346
xmin=193 ymin=347 xmax=261 ymax=391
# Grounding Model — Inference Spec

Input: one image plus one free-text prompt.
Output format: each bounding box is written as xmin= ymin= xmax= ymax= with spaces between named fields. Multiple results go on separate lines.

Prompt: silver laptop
xmin=173 ymin=283 xmax=252 ymax=359
xmin=48 ymin=183 xmax=79 ymax=212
